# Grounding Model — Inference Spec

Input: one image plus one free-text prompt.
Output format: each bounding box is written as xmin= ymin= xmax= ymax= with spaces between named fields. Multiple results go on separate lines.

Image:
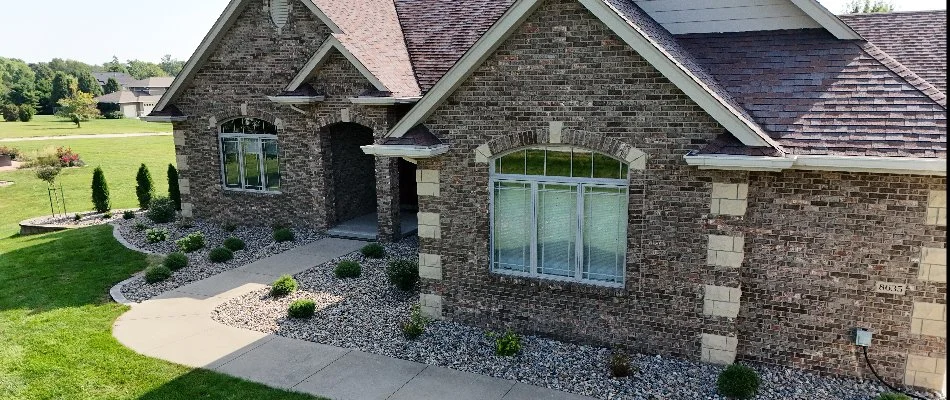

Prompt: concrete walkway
xmin=0 ymin=132 xmax=171 ymax=142
xmin=112 ymin=237 xmax=594 ymax=400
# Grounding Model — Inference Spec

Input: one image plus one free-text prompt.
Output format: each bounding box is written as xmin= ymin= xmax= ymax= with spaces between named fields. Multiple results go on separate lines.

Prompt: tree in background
xmin=104 ymin=56 xmax=128 ymax=74
xmin=91 ymin=166 xmax=111 ymax=213
xmin=30 ymin=63 xmax=55 ymax=114
xmin=844 ymin=0 xmax=894 ymax=13
xmin=75 ymin=70 xmax=103 ymax=97
xmin=159 ymin=55 xmax=185 ymax=76
xmin=55 ymin=92 xmax=100 ymax=121
xmin=17 ymin=104 xmax=35 ymax=122
xmin=50 ymin=71 xmax=78 ymax=107
xmin=136 ymin=164 xmax=155 ymax=209
xmin=0 ymin=57 xmax=36 ymax=100
xmin=103 ymin=77 xmax=121 ymax=94
xmin=167 ymin=164 xmax=182 ymax=211
xmin=1 ymin=104 xmax=18 ymax=122
xmin=126 ymin=60 xmax=168 ymax=80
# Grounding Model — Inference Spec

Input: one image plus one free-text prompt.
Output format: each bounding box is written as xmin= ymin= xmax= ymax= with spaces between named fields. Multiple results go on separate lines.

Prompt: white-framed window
xmin=490 ymin=146 xmax=629 ymax=287
xmin=219 ymin=118 xmax=281 ymax=193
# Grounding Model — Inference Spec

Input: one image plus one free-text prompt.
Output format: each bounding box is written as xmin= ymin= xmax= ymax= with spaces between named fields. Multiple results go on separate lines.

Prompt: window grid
xmin=219 ymin=118 xmax=280 ymax=193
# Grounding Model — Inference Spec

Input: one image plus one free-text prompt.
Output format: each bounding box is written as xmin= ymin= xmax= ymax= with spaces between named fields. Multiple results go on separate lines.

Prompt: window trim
xmin=488 ymin=148 xmax=629 ymax=288
xmin=218 ymin=131 xmax=281 ymax=194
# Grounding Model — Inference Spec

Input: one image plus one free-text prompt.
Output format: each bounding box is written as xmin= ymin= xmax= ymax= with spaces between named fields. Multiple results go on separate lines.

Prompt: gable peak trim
xmin=286 ymin=35 xmax=390 ymax=93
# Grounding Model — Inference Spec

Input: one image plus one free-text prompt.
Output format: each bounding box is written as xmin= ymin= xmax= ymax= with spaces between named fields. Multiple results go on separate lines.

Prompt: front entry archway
xmin=324 ymin=122 xmax=377 ymax=226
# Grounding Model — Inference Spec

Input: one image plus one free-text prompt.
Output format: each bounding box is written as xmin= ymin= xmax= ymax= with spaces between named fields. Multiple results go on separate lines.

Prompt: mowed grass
xmin=0 ymin=136 xmax=175 ymax=237
xmin=0 ymin=136 xmax=321 ymax=399
xmin=0 ymin=115 xmax=172 ymax=138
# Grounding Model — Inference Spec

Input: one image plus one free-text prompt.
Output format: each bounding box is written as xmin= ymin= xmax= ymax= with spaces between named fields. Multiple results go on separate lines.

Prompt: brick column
xmin=375 ymin=157 xmax=400 ymax=243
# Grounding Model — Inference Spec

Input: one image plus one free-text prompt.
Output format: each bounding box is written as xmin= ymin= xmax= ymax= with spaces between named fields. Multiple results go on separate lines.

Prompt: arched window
xmin=219 ymin=118 xmax=280 ymax=192
xmin=490 ymin=146 xmax=629 ymax=286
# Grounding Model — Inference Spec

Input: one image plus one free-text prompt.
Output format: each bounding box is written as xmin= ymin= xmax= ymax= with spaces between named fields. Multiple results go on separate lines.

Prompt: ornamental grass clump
xmin=609 ymin=347 xmax=636 ymax=378
xmin=287 ymin=299 xmax=316 ymax=319
xmin=270 ymin=275 xmax=298 ymax=297
xmin=386 ymin=259 xmax=419 ymax=291
xmin=145 ymin=228 xmax=168 ymax=244
xmin=716 ymin=364 xmax=761 ymax=400
xmin=360 ymin=243 xmax=385 ymax=259
xmin=176 ymin=232 xmax=205 ymax=253
xmin=163 ymin=252 xmax=188 ymax=270
xmin=144 ymin=265 xmax=172 ymax=283
xmin=334 ymin=260 xmax=362 ymax=279
xmin=122 ymin=210 xmax=135 ymax=220
xmin=223 ymin=237 xmax=245 ymax=251
xmin=209 ymin=247 xmax=234 ymax=263
xmin=488 ymin=329 xmax=522 ymax=357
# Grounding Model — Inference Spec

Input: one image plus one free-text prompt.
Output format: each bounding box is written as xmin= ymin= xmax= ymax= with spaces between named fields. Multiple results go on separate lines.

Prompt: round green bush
xmin=146 ymin=196 xmax=176 ymax=223
xmin=176 ymin=232 xmax=205 ymax=253
xmin=334 ymin=260 xmax=362 ymax=279
xmin=223 ymin=237 xmax=245 ymax=251
xmin=360 ymin=243 xmax=385 ymax=259
xmin=144 ymin=265 xmax=172 ymax=283
xmin=288 ymin=299 xmax=317 ymax=319
xmin=122 ymin=210 xmax=135 ymax=220
xmin=163 ymin=252 xmax=188 ymax=270
xmin=386 ymin=259 xmax=419 ymax=291
xmin=209 ymin=247 xmax=234 ymax=263
xmin=270 ymin=275 xmax=298 ymax=297
xmin=273 ymin=228 xmax=294 ymax=243
xmin=876 ymin=393 xmax=911 ymax=400
xmin=716 ymin=364 xmax=761 ymax=400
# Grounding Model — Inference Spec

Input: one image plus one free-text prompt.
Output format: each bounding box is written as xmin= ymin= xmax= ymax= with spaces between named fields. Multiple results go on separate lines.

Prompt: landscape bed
xmin=210 ymin=240 xmax=943 ymax=400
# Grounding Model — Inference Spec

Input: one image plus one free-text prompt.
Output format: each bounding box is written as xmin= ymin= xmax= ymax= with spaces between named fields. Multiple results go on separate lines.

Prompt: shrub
xmin=144 ymin=264 xmax=172 ymax=283
xmin=288 ymin=299 xmax=317 ymax=319
xmin=209 ymin=247 xmax=234 ymax=263
xmin=103 ymin=111 xmax=124 ymax=119
xmin=167 ymin=164 xmax=181 ymax=211
xmin=270 ymin=275 xmax=298 ymax=297
xmin=0 ymin=146 xmax=20 ymax=160
xmin=123 ymin=210 xmax=135 ymax=220
xmin=386 ymin=259 xmax=419 ymax=291
xmin=91 ymin=166 xmax=110 ymax=213
xmin=146 ymin=196 xmax=176 ymax=223
xmin=334 ymin=260 xmax=362 ymax=279
xmin=273 ymin=228 xmax=294 ymax=243
xmin=163 ymin=252 xmax=188 ymax=270
xmin=609 ymin=348 xmax=634 ymax=378
xmin=1 ymin=104 xmax=18 ymax=122
xmin=54 ymin=146 xmax=83 ymax=167
xmin=401 ymin=304 xmax=429 ymax=340
xmin=35 ymin=165 xmax=62 ymax=185
xmin=489 ymin=330 xmax=522 ymax=357
xmin=102 ymin=211 xmax=113 ymax=219
xmin=17 ymin=105 xmax=35 ymax=122
xmin=73 ymin=213 xmax=82 ymax=221
xmin=135 ymin=164 xmax=154 ymax=209
xmin=222 ymin=222 xmax=237 ymax=232
xmin=361 ymin=243 xmax=385 ymax=259
xmin=716 ymin=364 xmax=761 ymax=400
xmin=176 ymin=232 xmax=205 ymax=253
xmin=876 ymin=393 xmax=911 ymax=400
xmin=271 ymin=222 xmax=289 ymax=231
xmin=133 ymin=221 xmax=148 ymax=231
xmin=145 ymin=228 xmax=168 ymax=243
xmin=223 ymin=237 xmax=245 ymax=251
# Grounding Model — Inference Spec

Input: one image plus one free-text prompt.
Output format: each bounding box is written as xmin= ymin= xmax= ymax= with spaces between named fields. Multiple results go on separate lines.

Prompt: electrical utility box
xmin=855 ymin=328 xmax=873 ymax=347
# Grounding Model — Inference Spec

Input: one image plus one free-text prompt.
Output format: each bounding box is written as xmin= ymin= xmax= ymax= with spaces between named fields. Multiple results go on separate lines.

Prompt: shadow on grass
xmin=136 ymin=368 xmax=320 ymax=400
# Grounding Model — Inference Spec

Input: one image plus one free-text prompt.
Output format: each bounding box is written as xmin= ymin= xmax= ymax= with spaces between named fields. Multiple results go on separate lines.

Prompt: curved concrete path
xmin=112 ymin=237 xmax=595 ymax=400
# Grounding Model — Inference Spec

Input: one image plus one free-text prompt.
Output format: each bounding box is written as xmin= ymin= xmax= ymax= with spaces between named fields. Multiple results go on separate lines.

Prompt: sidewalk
xmin=0 ymin=132 xmax=171 ymax=142
xmin=111 ymin=237 xmax=594 ymax=400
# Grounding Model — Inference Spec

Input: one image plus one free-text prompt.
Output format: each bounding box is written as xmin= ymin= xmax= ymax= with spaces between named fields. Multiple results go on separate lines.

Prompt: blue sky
xmin=2 ymin=0 xmax=946 ymax=65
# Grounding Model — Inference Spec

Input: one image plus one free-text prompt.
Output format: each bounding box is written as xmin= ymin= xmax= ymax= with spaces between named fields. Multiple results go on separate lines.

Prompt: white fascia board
xmin=792 ymin=155 xmax=947 ymax=176
xmin=349 ymin=96 xmax=421 ymax=105
xmin=155 ymin=0 xmax=248 ymax=111
xmin=386 ymin=0 xmax=544 ymax=138
xmin=789 ymin=0 xmax=862 ymax=40
xmin=586 ymin=0 xmax=776 ymax=149
xmin=142 ymin=116 xmax=188 ymax=123
xmin=285 ymin=36 xmax=388 ymax=93
xmin=684 ymin=154 xmax=795 ymax=171
xmin=266 ymin=95 xmax=326 ymax=104
xmin=360 ymin=144 xmax=450 ymax=158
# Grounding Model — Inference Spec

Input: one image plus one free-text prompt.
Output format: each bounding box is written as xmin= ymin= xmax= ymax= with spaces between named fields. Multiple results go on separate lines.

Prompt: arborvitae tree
xmin=135 ymin=164 xmax=155 ymax=209
xmin=167 ymin=163 xmax=181 ymax=211
xmin=103 ymin=77 xmax=121 ymax=94
xmin=91 ymin=166 xmax=111 ymax=212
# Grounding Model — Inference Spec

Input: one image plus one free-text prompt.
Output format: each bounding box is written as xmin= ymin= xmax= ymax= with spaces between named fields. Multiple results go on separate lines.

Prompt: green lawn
xmin=0 ymin=115 xmax=172 ymax=138
xmin=0 ymin=136 xmax=175 ymax=237
xmin=0 ymin=136 xmax=320 ymax=399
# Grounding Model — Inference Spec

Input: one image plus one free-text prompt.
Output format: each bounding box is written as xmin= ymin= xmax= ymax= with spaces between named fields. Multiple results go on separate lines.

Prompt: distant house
xmin=92 ymin=72 xmax=136 ymax=91
xmin=93 ymin=76 xmax=173 ymax=118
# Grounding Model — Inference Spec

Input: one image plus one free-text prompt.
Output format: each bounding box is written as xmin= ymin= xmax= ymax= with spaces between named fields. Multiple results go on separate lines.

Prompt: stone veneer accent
xmin=416 ymin=169 xmax=440 ymax=197
xmin=927 ymin=190 xmax=946 ymax=226
xmin=707 ymin=235 xmax=744 ymax=268
xmin=911 ymin=302 xmax=946 ymax=338
xmin=179 ymin=178 xmax=191 ymax=195
xmin=176 ymin=154 xmax=189 ymax=170
xmin=701 ymin=333 xmax=738 ymax=365
xmin=419 ymin=253 xmax=443 ymax=281
xmin=417 ymin=212 xmax=441 ymax=239
xmin=711 ymin=183 xmax=749 ymax=216
xmin=919 ymin=247 xmax=947 ymax=283
xmin=420 ymin=293 xmax=443 ymax=320
xmin=905 ymin=354 xmax=947 ymax=391
xmin=703 ymin=285 xmax=742 ymax=319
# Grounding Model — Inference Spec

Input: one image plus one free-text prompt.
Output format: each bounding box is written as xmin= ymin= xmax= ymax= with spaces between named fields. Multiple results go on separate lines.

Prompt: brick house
xmin=146 ymin=0 xmax=947 ymax=391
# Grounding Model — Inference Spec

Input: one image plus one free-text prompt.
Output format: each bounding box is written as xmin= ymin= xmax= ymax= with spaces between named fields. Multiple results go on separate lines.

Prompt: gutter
xmin=142 ymin=115 xmax=188 ymax=123
xmin=360 ymin=144 xmax=450 ymax=158
xmin=684 ymin=153 xmax=946 ymax=176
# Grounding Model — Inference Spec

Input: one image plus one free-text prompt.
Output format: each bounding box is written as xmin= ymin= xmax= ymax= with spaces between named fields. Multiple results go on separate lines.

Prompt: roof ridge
xmin=839 ymin=9 xmax=947 ymax=16
xmin=860 ymin=41 xmax=947 ymax=108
